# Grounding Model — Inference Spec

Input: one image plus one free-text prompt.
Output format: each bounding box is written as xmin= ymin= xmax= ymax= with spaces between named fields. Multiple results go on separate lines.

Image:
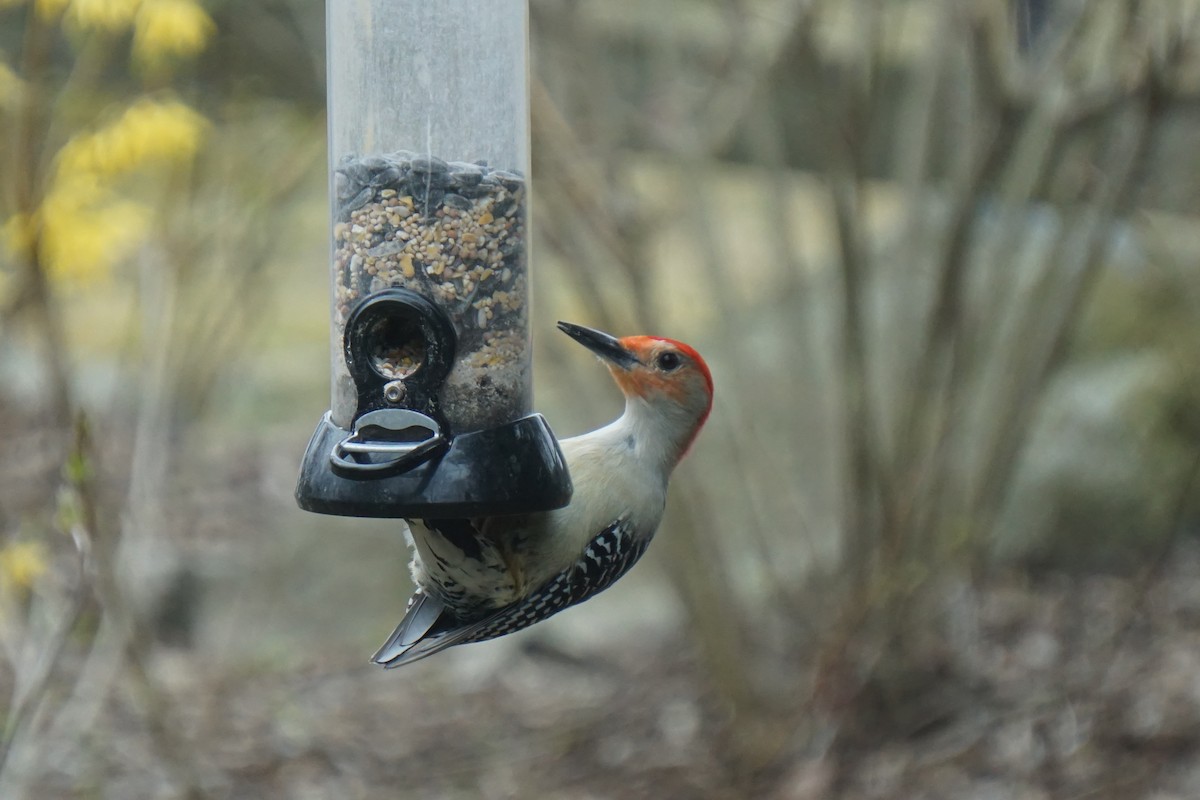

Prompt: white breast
xmin=406 ymin=409 xmax=671 ymax=613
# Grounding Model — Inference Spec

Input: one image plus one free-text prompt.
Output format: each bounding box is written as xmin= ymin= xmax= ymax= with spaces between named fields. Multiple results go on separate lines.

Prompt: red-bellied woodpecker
xmin=371 ymin=321 xmax=713 ymax=668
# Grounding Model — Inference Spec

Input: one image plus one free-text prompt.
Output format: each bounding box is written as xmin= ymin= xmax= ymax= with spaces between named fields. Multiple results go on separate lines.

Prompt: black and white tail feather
xmin=372 ymin=517 xmax=647 ymax=668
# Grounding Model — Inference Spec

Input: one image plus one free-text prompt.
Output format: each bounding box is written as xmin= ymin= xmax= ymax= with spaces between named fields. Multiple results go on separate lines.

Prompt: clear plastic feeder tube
xmin=327 ymin=0 xmax=531 ymax=433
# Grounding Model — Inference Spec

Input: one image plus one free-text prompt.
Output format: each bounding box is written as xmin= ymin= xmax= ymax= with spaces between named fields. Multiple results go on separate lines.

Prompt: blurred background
xmin=2 ymin=0 xmax=1200 ymax=797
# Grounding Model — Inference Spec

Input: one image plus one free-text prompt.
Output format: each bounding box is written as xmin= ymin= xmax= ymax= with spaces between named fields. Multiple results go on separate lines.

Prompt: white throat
xmin=609 ymin=393 xmax=700 ymax=476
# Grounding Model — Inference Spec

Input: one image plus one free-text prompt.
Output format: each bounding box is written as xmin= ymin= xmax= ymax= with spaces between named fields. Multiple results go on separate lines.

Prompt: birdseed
xmin=331 ymin=152 xmax=531 ymax=432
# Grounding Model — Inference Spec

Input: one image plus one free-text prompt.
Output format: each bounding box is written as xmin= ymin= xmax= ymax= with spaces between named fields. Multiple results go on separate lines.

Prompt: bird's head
xmin=557 ymin=321 xmax=713 ymax=461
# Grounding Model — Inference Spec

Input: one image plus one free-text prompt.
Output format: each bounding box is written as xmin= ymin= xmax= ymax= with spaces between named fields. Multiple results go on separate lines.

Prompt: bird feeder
xmin=296 ymin=0 xmax=572 ymax=518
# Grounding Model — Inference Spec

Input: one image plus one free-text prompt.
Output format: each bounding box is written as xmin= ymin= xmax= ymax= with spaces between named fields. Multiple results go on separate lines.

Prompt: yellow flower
xmin=57 ymin=97 xmax=209 ymax=177
xmin=0 ymin=541 xmax=48 ymax=591
xmin=2 ymin=98 xmax=207 ymax=284
xmin=133 ymin=0 xmax=215 ymax=69
xmin=41 ymin=200 xmax=149 ymax=282
xmin=65 ymin=0 xmax=143 ymax=32
xmin=37 ymin=172 xmax=150 ymax=282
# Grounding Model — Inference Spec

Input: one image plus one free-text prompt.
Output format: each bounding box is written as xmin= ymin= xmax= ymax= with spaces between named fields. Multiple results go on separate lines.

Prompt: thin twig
xmin=0 ymin=415 xmax=96 ymax=786
xmin=972 ymin=79 xmax=1167 ymax=537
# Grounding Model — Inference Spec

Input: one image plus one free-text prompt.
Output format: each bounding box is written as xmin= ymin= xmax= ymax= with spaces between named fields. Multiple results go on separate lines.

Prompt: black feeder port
xmin=296 ymin=288 xmax=572 ymax=518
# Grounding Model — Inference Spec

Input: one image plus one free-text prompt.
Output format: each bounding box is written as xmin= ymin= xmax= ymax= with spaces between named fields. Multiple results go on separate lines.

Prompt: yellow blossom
xmin=56 ymin=97 xmax=209 ymax=177
xmin=65 ymin=0 xmax=143 ymax=32
xmin=0 ymin=541 xmax=48 ymax=591
xmin=37 ymin=172 xmax=150 ymax=282
xmin=3 ymin=98 xmax=206 ymax=283
xmin=40 ymin=200 xmax=149 ymax=282
xmin=133 ymin=0 xmax=215 ymax=69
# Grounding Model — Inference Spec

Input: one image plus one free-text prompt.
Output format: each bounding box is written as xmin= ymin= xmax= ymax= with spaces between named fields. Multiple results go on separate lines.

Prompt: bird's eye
xmin=656 ymin=352 xmax=682 ymax=372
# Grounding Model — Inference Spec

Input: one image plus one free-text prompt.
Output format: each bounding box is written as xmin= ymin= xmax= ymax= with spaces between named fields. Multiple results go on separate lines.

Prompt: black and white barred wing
xmin=373 ymin=517 xmax=649 ymax=669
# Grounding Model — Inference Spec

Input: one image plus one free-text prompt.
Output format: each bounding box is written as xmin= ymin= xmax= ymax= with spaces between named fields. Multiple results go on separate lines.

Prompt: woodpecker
xmin=371 ymin=321 xmax=713 ymax=668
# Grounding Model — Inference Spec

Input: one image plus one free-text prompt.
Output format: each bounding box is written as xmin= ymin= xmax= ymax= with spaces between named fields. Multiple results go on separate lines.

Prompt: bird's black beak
xmin=557 ymin=321 xmax=640 ymax=370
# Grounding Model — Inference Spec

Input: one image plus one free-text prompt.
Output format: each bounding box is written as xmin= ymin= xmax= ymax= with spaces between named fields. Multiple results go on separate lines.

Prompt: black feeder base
xmin=295 ymin=412 xmax=573 ymax=519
